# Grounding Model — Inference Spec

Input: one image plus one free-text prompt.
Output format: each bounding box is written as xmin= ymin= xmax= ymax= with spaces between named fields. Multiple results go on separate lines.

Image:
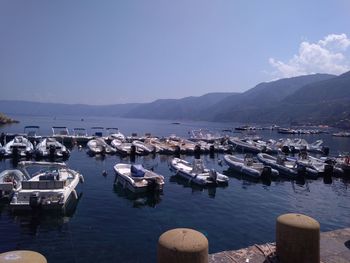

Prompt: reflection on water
xmin=113 ymin=184 xmax=162 ymax=208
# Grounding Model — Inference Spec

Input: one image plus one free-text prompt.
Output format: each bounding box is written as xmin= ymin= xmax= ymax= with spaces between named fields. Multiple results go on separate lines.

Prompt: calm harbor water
xmin=0 ymin=115 xmax=350 ymax=263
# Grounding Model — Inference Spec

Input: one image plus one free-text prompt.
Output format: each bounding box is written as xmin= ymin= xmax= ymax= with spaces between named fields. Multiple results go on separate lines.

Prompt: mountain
xmin=202 ymin=73 xmax=336 ymax=122
xmin=123 ymin=92 xmax=236 ymax=120
xmin=0 ymin=100 xmax=140 ymax=117
xmin=1 ymin=72 xmax=349 ymax=128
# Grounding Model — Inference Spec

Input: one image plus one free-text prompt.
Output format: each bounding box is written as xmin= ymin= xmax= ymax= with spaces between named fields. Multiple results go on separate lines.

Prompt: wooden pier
xmin=209 ymin=228 xmax=350 ymax=263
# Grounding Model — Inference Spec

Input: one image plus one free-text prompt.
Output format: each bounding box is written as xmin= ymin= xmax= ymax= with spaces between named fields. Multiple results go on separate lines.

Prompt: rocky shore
xmin=0 ymin=113 xmax=19 ymax=125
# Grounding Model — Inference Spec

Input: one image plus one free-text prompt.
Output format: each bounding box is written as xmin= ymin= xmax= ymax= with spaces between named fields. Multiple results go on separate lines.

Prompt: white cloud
xmin=269 ymin=33 xmax=350 ymax=78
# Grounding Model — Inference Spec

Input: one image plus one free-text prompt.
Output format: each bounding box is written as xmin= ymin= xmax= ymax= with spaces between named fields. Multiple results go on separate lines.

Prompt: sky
xmin=0 ymin=0 xmax=349 ymax=105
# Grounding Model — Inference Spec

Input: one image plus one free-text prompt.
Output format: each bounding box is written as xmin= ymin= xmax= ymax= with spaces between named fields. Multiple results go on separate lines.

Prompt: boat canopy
xmin=131 ymin=164 xmax=146 ymax=177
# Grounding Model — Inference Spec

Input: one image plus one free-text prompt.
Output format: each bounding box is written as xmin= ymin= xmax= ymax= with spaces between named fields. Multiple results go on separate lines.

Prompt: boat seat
xmin=22 ymin=180 xmax=65 ymax=190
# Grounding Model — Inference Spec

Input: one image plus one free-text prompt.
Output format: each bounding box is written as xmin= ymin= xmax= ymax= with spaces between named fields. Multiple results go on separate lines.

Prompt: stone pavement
xmin=209 ymin=228 xmax=350 ymax=263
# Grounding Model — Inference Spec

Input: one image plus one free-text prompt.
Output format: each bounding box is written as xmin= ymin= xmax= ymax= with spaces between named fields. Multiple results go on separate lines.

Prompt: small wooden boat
xmin=114 ymin=163 xmax=164 ymax=193
xmin=170 ymin=158 xmax=229 ymax=185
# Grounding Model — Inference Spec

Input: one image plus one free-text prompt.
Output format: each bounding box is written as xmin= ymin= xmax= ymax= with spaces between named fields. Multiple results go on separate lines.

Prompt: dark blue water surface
xmin=0 ymin=115 xmax=350 ymax=263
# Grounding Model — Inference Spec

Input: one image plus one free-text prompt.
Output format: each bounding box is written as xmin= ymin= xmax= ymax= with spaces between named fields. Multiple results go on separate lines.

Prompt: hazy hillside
xmin=204 ymin=73 xmax=335 ymax=122
xmin=284 ymin=71 xmax=350 ymax=104
xmin=0 ymin=100 xmax=140 ymax=117
xmin=1 ymin=72 xmax=349 ymax=128
xmin=123 ymin=92 xmax=236 ymax=120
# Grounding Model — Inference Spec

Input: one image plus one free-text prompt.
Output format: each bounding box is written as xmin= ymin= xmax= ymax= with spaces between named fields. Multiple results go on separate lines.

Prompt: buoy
xmin=102 ymin=170 xmax=107 ymax=176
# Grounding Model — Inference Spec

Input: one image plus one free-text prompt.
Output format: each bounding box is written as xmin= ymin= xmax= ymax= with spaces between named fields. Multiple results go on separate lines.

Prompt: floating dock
xmin=209 ymin=228 xmax=350 ymax=263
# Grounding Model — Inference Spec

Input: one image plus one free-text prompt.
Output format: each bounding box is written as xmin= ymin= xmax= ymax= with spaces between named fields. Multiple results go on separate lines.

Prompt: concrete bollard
xmin=0 ymin=250 xmax=47 ymax=263
xmin=276 ymin=213 xmax=320 ymax=263
xmin=158 ymin=228 xmax=208 ymax=263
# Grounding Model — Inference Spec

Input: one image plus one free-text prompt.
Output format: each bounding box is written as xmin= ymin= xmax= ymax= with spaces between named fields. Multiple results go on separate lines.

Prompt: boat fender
xmin=345 ymin=156 xmax=349 ymax=165
xmin=102 ymin=170 xmax=107 ymax=176
xmin=72 ymin=189 xmax=78 ymax=200
xmin=79 ymin=175 xmax=85 ymax=183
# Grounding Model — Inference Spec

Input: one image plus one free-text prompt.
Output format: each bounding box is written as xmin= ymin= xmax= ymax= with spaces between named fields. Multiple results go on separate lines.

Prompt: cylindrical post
xmin=158 ymin=228 xmax=208 ymax=263
xmin=276 ymin=213 xmax=320 ymax=263
xmin=0 ymin=250 xmax=47 ymax=263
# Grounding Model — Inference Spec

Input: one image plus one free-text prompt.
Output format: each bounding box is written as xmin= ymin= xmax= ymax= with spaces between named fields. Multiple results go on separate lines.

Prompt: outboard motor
xmin=194 ymin=145 xmax=201 ymax=159
xmin=290 ymin=146 xmax=296 ymax=154
xmin=130 ymin=145 xmax=136 ymax=155
xmin=209 ymin=145 xmax=215 ymax=154
xmin=281 ymin=145 xmax=290 ymax=154
xmin=29 ymin=192 xmax=41 ymax=210
xmin=297 ymin=165 xmax=306 ymax=178
xmin=324 ymin=164 xmax=333 ymax=177
xmin=49 ymin=144 xmax=56 ymax=158
xmin=12 ymin=146 xmax=19 ymax=159
xmin=209 ymin=169 xmax=218 ymax=183
xmin=261 ymin=166 xmax=272 ymax=180
xmin=147 ymin=178 xmax=157 ymax=192
xmin=322 ymin=146 xmax=330 ymax=156
xmin=174 ymin=146 xmax=181 ymax=158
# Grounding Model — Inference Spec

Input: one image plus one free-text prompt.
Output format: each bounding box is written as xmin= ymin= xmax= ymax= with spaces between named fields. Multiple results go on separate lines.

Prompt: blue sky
xmin=0 ymin=0 xmax=349 ymax=105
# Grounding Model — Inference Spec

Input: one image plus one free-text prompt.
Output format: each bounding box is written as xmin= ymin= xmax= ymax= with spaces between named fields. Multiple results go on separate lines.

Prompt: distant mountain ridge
xmin=1 ymin=71 xmax=350 ymax=128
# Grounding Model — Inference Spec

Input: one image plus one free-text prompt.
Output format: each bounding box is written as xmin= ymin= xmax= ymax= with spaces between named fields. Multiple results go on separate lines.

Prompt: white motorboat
xmin=114 ymin=163 xmax=164 ymax=193
xmin=52 ymin=126 xmax=73 ymax=144
xmin=72 ymin=128 xmax=93 ymax=144
xmin=132 ymin=140 xmax=155 ymax=155
xmin=228 ymin=138 xmax=272 ymax=154
xmin=170 ymin=158 xmax=229 ymax=185
xmin=334 ymin=155 xmax=350 ymax=176
xmin=257 ymin=153 xmax=309 ymax=179
xmin=35 ymin=137 xmax=70 ymax=159
xmin=0 ymin=136 xmax=34 ymax=159
xmin=10 ymin=161 xmax=84 ymax=212
xmin=0 ymin=168 xmax=28 ymax=199
xmin=291 ymin=153 xmax=343 ymax=177
xmin=189 ymin=129 xmax=223 ymax=143
xmin=87 ymin=138 xmax=116 ymax=155
xmin=105 ymin=128 xmax=126 ymax=142
xmin=91 ymin=127 xmax=105 ymax=138
xmin=224 ymin=154 xmax=278 ymax=179
xmin=24 ymin=126 xmax=42 ymax=143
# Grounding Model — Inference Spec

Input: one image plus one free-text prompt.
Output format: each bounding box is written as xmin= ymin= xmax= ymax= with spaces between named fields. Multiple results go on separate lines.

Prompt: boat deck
xmin=209 ymin=228 xmax=350 ymax=263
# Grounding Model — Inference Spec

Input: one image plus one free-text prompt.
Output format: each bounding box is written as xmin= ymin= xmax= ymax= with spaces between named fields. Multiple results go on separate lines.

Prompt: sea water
xmin=0 ymin=115 xmax=349 ymax=263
